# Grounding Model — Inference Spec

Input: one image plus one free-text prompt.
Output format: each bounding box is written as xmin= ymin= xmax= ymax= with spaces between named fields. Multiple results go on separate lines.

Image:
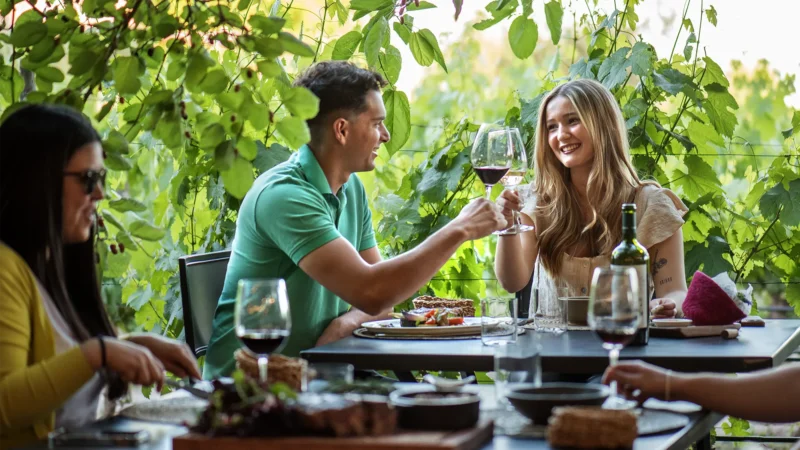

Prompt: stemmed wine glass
xmin=587 ymin=266 xmax=640 ymax=410
xmin=234 ymin=278 xmax=291 ymax=384
xmin=471 ymin=123 xmax=513 ymax=200
xmin=497 ymin=127 xmax=534 ymax=235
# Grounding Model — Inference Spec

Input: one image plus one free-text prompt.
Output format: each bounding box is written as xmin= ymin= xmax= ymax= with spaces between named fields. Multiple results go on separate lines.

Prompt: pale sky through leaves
xmin=395 ymin=0 xmax=800 ymax=107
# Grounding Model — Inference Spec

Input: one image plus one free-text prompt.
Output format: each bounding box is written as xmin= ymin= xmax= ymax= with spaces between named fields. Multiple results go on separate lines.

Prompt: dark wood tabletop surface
xmin=19 ymin=384 xmax=722 ymax=450
xmin=301 ymin=320 xmax=800 ymax=374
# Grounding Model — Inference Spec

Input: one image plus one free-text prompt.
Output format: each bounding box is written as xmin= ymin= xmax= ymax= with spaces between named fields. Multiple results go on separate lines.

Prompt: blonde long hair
xmin=533 ymin=79 xmax=652 ymax=277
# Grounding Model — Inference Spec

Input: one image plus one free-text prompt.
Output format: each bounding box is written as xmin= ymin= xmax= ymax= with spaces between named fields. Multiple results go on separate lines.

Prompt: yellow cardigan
xmin=0 ymin=243 xmax=95 ymax=449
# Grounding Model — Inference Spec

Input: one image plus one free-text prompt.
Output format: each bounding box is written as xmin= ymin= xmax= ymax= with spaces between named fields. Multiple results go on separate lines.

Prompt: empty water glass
xmin=302 ymin=362 xmax=354 ymax=392
xmin=481 ymin=297 xmax=518 ymax=346
xmin=530 ymin=284 xmax=567 ymax=334
xmin=493 ymin=341 xmax=542 ymax=410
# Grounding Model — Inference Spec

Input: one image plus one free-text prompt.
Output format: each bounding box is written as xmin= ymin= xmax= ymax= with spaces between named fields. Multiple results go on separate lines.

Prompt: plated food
xmin=390 ymin=307 xmax=465 ymax=327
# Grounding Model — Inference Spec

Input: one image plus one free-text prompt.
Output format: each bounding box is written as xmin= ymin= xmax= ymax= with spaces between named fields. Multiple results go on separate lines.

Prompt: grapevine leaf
xmin=364 ymin=17 xmax=389 ymax=68
xmin=129 ymin=220 xmax=166 ymax=241
xmin=332 ymin=30 xmax=362 ymax=60
xmin=508 ymin=17 xmax=537 ymax=60
xmin=275 ymin=116 xmax=311 ymax=148
xmin=114 ymin=57 xmax=142 ymax=95
xmin=544 ymin=1 xmax=563 ymax=45
xmin=109 ymin=198 xmax=148 ymax=213
xmin=598 ymin=47 xmax=630 ymax=90
xmin=383 ymin=89 xmax=411 ymax=156
xmin=221 ymin=157 xmax=254 ymax=199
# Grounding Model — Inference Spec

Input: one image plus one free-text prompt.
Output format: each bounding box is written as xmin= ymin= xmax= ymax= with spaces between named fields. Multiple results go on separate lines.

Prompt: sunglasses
xmin=64 ymin=169 xmax=107 ymax=195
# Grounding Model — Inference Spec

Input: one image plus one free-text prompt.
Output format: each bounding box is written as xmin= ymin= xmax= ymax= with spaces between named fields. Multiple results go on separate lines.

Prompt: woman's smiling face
xmin=545 ymin=95 xmax=595 ymax=172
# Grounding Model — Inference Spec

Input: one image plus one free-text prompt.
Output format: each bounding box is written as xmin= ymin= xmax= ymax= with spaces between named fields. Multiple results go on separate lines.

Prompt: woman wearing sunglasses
xmin=0 ymin=104 xmax=200 ymax=447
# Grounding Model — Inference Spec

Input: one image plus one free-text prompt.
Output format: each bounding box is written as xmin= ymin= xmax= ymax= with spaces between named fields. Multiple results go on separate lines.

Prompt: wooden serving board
xmin=173 ymin=419 xmax=493 ymax=450
xmin=650 ymin=323 xmax=741 ymax=338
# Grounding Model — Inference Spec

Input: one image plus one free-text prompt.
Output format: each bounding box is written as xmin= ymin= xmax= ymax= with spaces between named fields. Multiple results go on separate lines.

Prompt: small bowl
xmin=506 ymin=383 xmax=609 ymax=424
xmin=560 ymin=296 xmax=589 ymax=325
xmin=389 ymin=388 xmax=480 ymax=430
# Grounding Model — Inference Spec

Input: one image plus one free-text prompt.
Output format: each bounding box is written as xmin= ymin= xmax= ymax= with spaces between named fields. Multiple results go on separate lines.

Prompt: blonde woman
xmin=495 ymin=79 xmax=688 ymax=321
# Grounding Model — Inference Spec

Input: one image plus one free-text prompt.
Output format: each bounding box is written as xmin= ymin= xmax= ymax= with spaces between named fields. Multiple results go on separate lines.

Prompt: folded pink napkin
xmin=682 ymin=271 xmax=750 ymax=326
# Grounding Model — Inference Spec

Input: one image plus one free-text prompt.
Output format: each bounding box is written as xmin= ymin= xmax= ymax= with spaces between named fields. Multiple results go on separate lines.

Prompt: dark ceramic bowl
xmin=389 ymin=388 xmax=480 ymax=430
xmin=506 ymin=383 xmax=609 ymax=424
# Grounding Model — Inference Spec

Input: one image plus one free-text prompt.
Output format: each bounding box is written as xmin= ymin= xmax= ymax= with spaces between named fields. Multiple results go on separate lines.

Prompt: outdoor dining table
xmin=301 ymin=319 xmax=800 ymax=375
xmin=16 ymin=384 xmax=723 ymax=450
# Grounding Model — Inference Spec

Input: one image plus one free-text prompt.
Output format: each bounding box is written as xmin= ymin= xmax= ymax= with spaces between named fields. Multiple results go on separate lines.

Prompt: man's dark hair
xmin=293 ymin=61 xmax=387 ymax=134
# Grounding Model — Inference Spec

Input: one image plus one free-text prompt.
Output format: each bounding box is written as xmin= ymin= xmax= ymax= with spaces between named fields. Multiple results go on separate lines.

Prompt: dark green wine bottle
xmin=611 ymin=203 xmax=650 ymax=346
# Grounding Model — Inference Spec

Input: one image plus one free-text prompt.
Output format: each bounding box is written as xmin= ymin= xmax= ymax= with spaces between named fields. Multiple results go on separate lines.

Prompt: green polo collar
xmin=297 ymin=144 xmax=348 ymax=216
xmin=298 ymin=145 xmax=333 ymax=195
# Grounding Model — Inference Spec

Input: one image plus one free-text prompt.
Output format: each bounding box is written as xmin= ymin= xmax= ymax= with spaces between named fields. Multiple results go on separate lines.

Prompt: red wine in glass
xmin=238 ymin=330 xmax=290 ymax=355
xmin=474 ymin=166 xmax=510 ymax=187
xmin=595 ymin=328 xmax=636 ymax=347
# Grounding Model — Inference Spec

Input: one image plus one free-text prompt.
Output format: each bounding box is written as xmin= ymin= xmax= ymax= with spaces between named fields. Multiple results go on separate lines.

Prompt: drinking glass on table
xmin=587 ymin=266 xmax=640 ymax=410
xmin=497 ymin=128 xmax=534 ymax=235
xmin=302 ymin=362 xmax=355 ymax=392
xmin=471 ymin=123 xmax=513 ymax=200
xmin=493 ymin=342 xmax=542 ymax=411
xmin=234 ymin=278 xmax=291 ymax=384
xmin=530 ymin=279 xmax=567 ymax=334
xmin=481 ymin=297 xmax=518 ymax=346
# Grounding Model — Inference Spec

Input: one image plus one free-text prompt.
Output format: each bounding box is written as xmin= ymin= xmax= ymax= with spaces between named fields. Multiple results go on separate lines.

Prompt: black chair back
xmin=179 ymin=250 xmax=231 ymax=357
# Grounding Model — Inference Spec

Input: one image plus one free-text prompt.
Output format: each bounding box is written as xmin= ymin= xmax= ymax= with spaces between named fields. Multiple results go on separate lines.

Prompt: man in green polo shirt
xmin=203 ymin=61 xmax=505 ymax=379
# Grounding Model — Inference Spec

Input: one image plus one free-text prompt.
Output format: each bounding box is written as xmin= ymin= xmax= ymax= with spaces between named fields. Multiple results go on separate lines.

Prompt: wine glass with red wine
xmin=471 ymin=123 xmax=513 ymax=199
xmin=587 ymin=266 xmax=640 ymax=410
xmin=234 ymin=278 xmax=291 ymax=384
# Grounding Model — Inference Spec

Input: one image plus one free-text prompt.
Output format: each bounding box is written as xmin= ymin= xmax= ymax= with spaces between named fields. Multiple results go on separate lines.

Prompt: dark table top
xmin=19 ymin=384 xmax=722 ymax=450
xmin=301 ymin=320 xmax=800 ymax=374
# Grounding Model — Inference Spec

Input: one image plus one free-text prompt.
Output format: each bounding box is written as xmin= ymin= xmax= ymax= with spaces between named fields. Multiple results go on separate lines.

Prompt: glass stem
xmin=258 ymin=355 xmax=269 ymax=384
xmin=608 ymin=346 xmax=620 ymax=398
xmin=512 ymin=210 xmax=520 ymax=232
xmin=485 ymin=184 xmax=493 ymax=199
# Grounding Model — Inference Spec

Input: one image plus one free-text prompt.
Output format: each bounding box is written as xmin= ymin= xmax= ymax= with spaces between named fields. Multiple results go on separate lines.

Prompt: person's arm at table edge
xmin=299 ymin=203 xmax=502 ymax=315
xmin=315 ymin=247 xmax=390 ymax=346
xmin=671 ymin=363 xmax=800 ymax=423
xmin=649 ymin=229 xmax=688 ymax=316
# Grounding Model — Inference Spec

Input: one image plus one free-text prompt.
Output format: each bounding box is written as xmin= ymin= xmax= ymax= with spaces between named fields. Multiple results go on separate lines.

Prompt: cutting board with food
xmin=650 ymin=320 xmax=742 ymax=338
xmin=173 ymin=420 xmax=493 ymax=450
xmin=172 ymin=375 xmax=493 ymax=450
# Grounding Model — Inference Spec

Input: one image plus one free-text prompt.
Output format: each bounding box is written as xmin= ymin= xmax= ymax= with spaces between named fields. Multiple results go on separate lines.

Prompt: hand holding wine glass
xmin=497 ymin=128 xmax=533 ymax=235
xmin=235 ymin=278 xmax=292 ymax=384
xmin=587 ymin=266 xmax=640 ymax=409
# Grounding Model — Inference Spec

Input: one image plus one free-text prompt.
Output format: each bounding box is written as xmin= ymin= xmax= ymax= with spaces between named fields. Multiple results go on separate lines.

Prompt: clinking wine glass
xmin=496 ymin=127 xmax=534 ymax=235
xmin=471 ymin=123 xmax=513 ymax=200
xmin=587 ymin=266 xmax=640 ymax=410
xmin=234 ymin=278 xmax=292 ymax=384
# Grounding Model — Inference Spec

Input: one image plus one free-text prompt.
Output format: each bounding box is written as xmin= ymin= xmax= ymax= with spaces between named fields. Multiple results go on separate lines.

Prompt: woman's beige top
xmin=521 ymin=185 xmax=689 ymax=317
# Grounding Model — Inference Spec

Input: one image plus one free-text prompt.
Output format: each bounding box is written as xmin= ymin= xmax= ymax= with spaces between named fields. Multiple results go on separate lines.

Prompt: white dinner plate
xmin=361 ymin=317 xmax=488 ymax=336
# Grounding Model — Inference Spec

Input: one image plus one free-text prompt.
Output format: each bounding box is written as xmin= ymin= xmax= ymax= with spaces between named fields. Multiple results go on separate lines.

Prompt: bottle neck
xmin=622 ymin=211 xmax=637 ymax=240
